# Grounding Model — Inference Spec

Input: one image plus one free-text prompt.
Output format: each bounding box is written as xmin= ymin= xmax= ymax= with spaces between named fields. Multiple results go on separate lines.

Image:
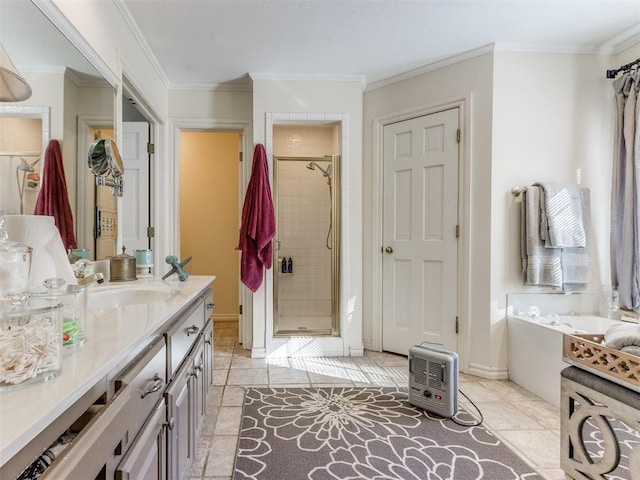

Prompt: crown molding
xmin=601 ymin=23 xmax=640 ymax=55
xmin=31 ymin=0 xmax=119 ymax=88
xmin=249 ymin=72 xmax=367 ymax=90
xmin=168 ymin=81 xmax=253 ymax=93
xmin=113 ymin=0 xmax=169 ymax=89
xmin=366 ymin=44 xmax=495 ymax=92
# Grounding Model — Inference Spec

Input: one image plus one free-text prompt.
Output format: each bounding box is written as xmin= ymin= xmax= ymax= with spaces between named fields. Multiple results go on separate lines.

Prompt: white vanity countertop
xmin=0 ymin=275 xmax=215 ymax=468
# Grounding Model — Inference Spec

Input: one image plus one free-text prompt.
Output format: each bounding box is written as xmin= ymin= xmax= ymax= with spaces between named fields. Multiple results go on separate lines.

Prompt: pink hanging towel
xmin=34 ymin=139 xmax=77 ymax=249
xmin=237 ymin=143 xmax=276 ymax=292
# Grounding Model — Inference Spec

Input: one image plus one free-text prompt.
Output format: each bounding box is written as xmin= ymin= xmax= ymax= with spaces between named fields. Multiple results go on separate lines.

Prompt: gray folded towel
xmin=535 ymin=182 xmax=586 ymax=248
xmin=522 ymin=186 xmax=562 ymax=288
xmin=621 ymin=345 xmax=640 ymax=356
xmin=604 ymin=323 xmax=640 ymax=350
xmin=561 ymin=188 xmax=591 ymax=293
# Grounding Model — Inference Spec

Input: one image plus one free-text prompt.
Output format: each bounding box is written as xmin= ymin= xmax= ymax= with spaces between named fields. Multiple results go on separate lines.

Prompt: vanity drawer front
xmin=115 ymin=337 xmax=167 ymax=444
xmin=165 ymin=299 xmax=205 ymax=378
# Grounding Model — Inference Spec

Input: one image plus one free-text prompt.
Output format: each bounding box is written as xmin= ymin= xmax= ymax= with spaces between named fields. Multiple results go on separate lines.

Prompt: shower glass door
xmin=273 ymin=155 xmax=340 ymax=336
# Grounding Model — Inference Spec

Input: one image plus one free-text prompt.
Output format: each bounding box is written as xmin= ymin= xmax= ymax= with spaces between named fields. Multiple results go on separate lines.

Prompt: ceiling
xmin=120 ymin=0 xmax=640 ymax=90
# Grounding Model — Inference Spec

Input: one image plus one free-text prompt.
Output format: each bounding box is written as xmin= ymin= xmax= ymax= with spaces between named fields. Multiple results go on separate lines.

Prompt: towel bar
xmin=511 ymin=186 xmax=527 ymax=197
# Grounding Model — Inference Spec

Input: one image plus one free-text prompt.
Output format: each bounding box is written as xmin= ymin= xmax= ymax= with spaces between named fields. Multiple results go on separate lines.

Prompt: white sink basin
xmin=87 ymin=285 xmax=180 ymax=309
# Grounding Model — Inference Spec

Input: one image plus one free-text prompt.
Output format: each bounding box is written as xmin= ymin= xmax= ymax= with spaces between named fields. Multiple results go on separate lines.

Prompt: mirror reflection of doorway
xmin=273 ymin=155 xmax=340 ymax=337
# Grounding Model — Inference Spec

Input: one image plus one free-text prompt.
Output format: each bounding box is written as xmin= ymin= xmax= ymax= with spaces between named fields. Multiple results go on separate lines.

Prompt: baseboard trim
xmin=251 ymin=347 xmax=266 ymax=359
xmin=467 ymin=362 xmax=509 ymax=380
xmin=350 ymin=346 xmax=364 ymax=357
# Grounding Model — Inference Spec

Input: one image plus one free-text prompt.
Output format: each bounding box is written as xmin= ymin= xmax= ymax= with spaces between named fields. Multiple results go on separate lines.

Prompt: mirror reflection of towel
xmin=34 ymin=140 xmax=77 ymax=250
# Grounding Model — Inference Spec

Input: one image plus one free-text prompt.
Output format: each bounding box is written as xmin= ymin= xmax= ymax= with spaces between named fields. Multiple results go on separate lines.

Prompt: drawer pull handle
xmin=141 ymin=374 xmax=164 ymax=398
xmin=186 ymin=325 xmax=200 ymax=336
xmin=206 ymin=302 xmax=215 ymax=309
xmin=192 ymin=365 xmax=202 ymax=378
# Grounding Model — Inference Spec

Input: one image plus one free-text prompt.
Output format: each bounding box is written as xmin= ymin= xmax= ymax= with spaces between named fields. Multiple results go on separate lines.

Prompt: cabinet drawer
xmin=115 ymin=337 xmax=166 ymax=446
xmin=165 ymin=298 xmax=205 ymax=378
xmin=115 ymin=398 xmax=167 ymax=480
xmin=40 ymin=387 xmax=132 ymax=479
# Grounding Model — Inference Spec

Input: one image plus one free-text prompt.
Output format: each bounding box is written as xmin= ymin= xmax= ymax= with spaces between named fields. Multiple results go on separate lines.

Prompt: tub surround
xmin=507 ymin=314 xmax=624 ymax=407
xmin=0 ymin=276 xmax=214 ymax=468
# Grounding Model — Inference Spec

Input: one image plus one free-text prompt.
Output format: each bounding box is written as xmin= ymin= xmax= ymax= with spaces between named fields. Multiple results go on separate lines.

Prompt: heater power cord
xmin=451 ymin=388 xmax=483 ymax=427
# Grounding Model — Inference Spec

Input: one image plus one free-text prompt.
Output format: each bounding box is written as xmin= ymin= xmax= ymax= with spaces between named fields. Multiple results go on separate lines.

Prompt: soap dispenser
xmin=281 ymin=257 xmax=287 ymax=273
xmin=287 ymin=257 xmax=293 ymax=273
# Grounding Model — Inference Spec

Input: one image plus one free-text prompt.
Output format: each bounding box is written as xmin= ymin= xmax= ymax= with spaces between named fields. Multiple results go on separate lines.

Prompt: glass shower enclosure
xmin=273 ymin=155 xmax=340 ymax=336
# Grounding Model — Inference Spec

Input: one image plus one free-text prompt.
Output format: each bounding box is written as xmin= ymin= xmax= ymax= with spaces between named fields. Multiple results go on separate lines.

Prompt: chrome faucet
xmin=77 ymin=272 xmax=105 ymax=286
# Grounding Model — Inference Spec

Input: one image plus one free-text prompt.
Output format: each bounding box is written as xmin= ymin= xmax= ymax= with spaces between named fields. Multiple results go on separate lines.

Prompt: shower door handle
xmin=385 ymin=246 xmax=393 ymax=254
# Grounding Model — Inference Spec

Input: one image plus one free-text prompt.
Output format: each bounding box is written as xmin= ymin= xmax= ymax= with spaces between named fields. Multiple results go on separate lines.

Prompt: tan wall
xmin=180 ymin=131 xmax=240 ymax=320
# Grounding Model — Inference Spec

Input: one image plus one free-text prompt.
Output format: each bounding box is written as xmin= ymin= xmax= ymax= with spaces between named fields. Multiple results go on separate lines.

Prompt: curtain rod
xmin=606 ymin=57 xmax=640 ymax=79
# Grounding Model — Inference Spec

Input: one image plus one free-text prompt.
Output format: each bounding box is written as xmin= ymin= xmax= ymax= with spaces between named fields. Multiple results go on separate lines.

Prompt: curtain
xmin=611 ymin=67 xmax=640 ymax=312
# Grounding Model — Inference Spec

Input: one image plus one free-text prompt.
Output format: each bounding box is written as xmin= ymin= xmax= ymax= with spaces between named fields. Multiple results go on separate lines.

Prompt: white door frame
xmin=76 ymin=115 xmax=114 ymax=257
xmin=171 ymin=119 xmax=252 ymax=349
xmin=122 ymin=72 xmax=160 ymax=264
xmin=371 ymin=97 xmax=472 ymax=372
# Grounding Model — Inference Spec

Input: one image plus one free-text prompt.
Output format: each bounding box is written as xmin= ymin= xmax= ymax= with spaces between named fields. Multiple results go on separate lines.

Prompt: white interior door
xmin=382 ymin=108 xmax=459 ymax=355
xmin=122 ymin=121 xmax=150 ymax=252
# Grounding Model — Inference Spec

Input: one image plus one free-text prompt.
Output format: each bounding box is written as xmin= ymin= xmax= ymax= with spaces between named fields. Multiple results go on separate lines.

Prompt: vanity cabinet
xmin=39 ymin=337 xmax=167 ymax=480
xmin=166 ymin=334 xmax=204 ymax=480
xmin=5 ymin=283 xmax=215 ymax=480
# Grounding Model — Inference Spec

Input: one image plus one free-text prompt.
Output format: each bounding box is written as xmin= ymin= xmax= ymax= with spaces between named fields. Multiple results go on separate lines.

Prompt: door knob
xmin=385 ymin=246 xmax=393 ymax=254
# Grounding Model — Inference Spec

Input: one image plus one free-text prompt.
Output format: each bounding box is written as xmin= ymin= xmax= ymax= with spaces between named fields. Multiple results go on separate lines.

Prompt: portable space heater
xmin=408 ymin=342 xmax=459 ymax=417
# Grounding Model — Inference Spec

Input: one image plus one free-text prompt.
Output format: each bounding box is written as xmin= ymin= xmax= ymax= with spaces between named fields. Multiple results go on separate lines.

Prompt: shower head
xmin=306 ymin=161 xmax=332 ymax=178
xmin=17 ymin=157 xmax=39 ymax=172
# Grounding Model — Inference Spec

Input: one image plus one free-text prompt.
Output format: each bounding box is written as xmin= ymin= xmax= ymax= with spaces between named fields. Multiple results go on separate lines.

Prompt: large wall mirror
xmin=0 ymin=0 xmax=116 ymax=259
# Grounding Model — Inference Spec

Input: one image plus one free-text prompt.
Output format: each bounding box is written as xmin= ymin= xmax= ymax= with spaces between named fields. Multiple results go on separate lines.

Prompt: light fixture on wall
xmin=0 ymin=43 xmax=32 ymax=102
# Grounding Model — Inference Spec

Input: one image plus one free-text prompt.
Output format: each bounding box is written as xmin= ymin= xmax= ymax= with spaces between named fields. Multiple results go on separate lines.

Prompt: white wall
xmin=363 ymin=53 xmax=495 ymax=374
xmin=169 ymin=89 xmax=252 ymax=122
xmin=363 ymin=45 xmax=638 ymax=377
xmin=251 ymin=77 xmax=363 ymax=357
xmin=492 ymin=51 xmax=614 ymax=371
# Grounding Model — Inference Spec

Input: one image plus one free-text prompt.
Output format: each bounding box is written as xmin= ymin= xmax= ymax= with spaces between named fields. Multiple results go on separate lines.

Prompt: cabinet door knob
xmin=141 ymin=374 xmax=165 ymax=398
xmin=165 ymin=417 xmax=175 ymax=431
xmin=206 ymin=302 xmax=215 ymax=309
xmin=186 ymin=325 xmax=200 ymax=336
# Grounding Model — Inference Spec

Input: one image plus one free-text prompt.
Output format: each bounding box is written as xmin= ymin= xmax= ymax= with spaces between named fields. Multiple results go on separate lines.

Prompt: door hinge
xmin=147 ymin=142 xmax=155 ymax=154
xmin=455 ymin=225 xmax=460 ymax=238
xmin=147 ymin=226 xmax=155 ymax=238
xmin=456 ymin=129 xmax=461 ymax=143
xmin=455 ymin=316 xmax=459 ymax=334
xmin=239 ymin=304 xmax=243 ymax=315
xmin=239 ymin=152 xmax=243 ymax=162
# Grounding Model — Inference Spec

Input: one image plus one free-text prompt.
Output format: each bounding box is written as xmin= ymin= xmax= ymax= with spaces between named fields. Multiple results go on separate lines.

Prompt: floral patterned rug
xmin=233 ymin=387 xmax=544 ymax=480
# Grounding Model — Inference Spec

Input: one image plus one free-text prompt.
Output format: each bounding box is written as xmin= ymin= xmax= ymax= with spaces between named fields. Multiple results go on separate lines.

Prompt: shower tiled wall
xmin=274 ymin=125 xmax=339 ymax=331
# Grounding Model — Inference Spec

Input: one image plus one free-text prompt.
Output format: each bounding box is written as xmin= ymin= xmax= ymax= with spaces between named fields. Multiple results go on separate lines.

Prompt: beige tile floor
xmin=188 ymin=322 xmax=565 ymax=480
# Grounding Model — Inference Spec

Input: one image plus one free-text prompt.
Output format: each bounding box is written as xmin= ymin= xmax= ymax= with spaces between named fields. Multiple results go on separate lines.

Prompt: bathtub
xmin=507 ymin=314 xmax=626 ymax=407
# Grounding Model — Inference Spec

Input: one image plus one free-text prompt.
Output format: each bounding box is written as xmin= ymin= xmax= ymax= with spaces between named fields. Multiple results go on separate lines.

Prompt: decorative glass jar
xmin=0 ymin=297 xmax=62 ymax=390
